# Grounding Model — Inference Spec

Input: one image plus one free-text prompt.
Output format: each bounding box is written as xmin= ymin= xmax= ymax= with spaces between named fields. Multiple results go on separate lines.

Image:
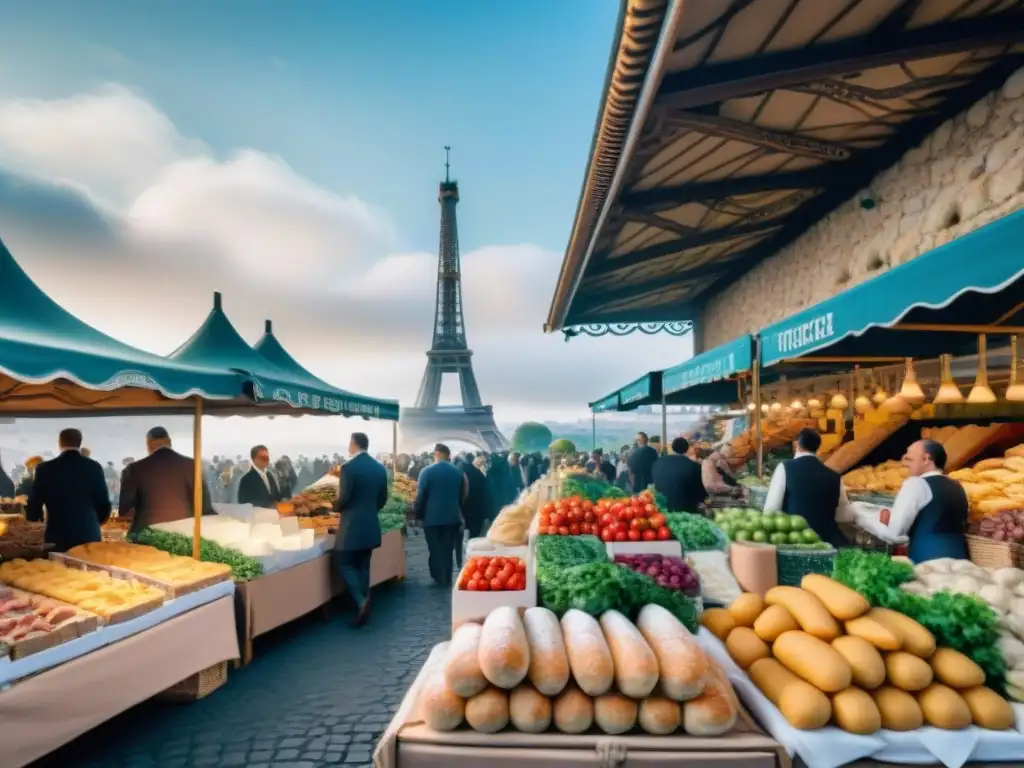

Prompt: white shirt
xmin=254 ymin=466 xmax=273 ymax=494
xmin=763 ymin=451 xmax=857 ymax=523
xmin=854 ymin=470 xmax=943 ymax=545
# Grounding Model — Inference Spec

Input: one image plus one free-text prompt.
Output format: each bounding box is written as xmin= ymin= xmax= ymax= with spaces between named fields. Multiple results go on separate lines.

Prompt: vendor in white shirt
xmin=854 ymin=439 xmax=968 ymax=564
xmin=237 ymin=444 xmax=286 ymax=508
xmin=764 ymin=428 xmax=856 ymax=548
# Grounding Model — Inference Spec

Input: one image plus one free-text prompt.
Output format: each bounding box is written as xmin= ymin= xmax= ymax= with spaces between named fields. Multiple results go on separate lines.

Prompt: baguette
xmin=445 ymin=622 xmax=489 ymax=697
xmin=683 ymin=660 xmax=738 ymax=736
xmin=636 ymin=603 xmax=709 ymax=701
xmin=638 ymin=697 xmax=681 ymax=734
xmin=420 ymin=646 xmax=466 ymax=732
xmin=764 ymin=586 xmax=841 ymax=640
xmin=599 ymin=609 xmax=658 ymax=698
xmin=553 ymin=683 xmax=594 ymax=733
xmin=594 ymin=693 xmax=638 ymax=735
xmin=479 ymin=606 xmax=530 ymax=689
xmin=509 ymin=683 xmax=553 ymax=733
xmin=465 ymin=686 xmax=510 ymax=733
xmin=560 ymin=609 xmax=614 ymax=696
xmin=522 ymin=607 xmax=571 ymax=696
xmin=773 ymin=631 xmax=852 ymax=692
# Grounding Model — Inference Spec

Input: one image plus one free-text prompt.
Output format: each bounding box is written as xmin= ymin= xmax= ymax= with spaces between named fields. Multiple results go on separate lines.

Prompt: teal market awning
xmin=0 ymin=237 xmax=251 ymax=416
xmin=253 ymin=320 xmax=399 ymax=421
xmin=589 ymin=392 xmax=620 ymax=414
xmin=663 ymin=335 xmax=752 ymax=406
xmin=590 ymin=371 xmax=663 ymax=413
xmin=759 ymin=210 xmax=1024 ymax=370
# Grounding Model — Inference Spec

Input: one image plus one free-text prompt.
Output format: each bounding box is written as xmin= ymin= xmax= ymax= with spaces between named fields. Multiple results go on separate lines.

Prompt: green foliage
xmin=561 ymin=474 xmax=626 ymax=501
xmin=511 ymin=422 xmax=554 ymax=453
xmin=832 ymin=549 xmax=1005 ymax=688
xmin=535 ymin=534 xmax=607 ymax=583
xmin=664 ymin=512 xmax=727 ymax=551
xmin=549 ymin=438 xmax=578 ymax=456
xmin=136 ymin=528 xmax=264 ymax=581
xmin=378 ymin=493 xmax=408 ymax=534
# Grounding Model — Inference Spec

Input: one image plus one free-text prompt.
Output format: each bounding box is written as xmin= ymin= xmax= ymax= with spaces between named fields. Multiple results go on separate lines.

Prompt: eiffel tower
xmin=399 ymin=148 xmax=508 ymax=453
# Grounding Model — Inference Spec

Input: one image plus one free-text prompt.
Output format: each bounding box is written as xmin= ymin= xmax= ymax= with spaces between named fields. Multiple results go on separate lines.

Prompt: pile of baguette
xmin=421 ymin=604 xmax=739 ymax=736
xmin=702 ymin=575 xmax=1015 ymax=734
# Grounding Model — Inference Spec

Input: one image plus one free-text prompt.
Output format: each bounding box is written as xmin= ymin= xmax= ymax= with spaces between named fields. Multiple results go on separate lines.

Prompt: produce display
xmin=0 ymin=517 xmax=47 ymax=558
xmin=134 ymin=528 xmax=265 ymax=582
xmin=950 ymin=446 xmax=1024 ymax=521
xmin=487 ymin=501 xmax=534 ymax=546
xmin=391 ymin=472 xmax=417 ymax=502
xmin=0 ymin=585 xmax=97 ymax=657
xmin=538 ymin=491 xmax=672 ymax=543
xmin=457 ymin=555 xmax=527 ymax=592
xmin=843 ymin=460 xmax=906 ymax=493
xmin=712 ymin=508 xmax=827 ymax=549
xmin=282 ymin=485 xmax=336 ymax=516
xmin=664 ymin=512 xmax=728 ymax=551
xmin=560 ymin=473 xmax=626 ymax=502
xmin=613 ymin=554 xmax=700 ymax=597
xmin=67 ymin=541 xmax=233 ymax=588
xmin=422 ymin=604 xmax=739 ymax=736
xmin=727 ymin=417 xmax=814 ymax=468
xmin=710 ymin=575 xmax=1016 ymax=734
xmin=897 ymin=557 xmax=1024 ymax=702
xmin=0 ymin=558 xmax=164 ymax=620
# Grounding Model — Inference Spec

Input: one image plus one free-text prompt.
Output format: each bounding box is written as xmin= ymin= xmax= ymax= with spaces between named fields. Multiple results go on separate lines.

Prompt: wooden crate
xmin=157 ymin=661 xmax=228 ymax=703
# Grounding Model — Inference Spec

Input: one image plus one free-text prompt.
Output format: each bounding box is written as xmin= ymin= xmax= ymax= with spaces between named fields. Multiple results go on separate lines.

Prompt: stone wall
xmin=702 ymin=66 xmax=1024 ymax=350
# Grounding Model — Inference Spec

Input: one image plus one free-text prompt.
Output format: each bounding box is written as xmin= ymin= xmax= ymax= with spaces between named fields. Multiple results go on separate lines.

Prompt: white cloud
xmin=0 ymin=83 xmax=694 ymax=452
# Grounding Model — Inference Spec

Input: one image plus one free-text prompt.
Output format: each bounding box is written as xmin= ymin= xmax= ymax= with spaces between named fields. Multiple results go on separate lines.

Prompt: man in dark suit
xmin=458 ymin=453 xmax=489 ymax=540
xmin=628 ymin=431 xmax=660 ymax=493
xmin=236 ymin=444 xmax=286 ymax=507
xmin=333 ymin=432 xmax=388 ymax=627
xmin=26 ymin=428 xmax=111 ymax=552
xmin=119 ymin=426 xmax=215 ymax=536
xmin=413 ymin=443 xmax=468 ymax=587
xmin=652 ymin=437 xmax=708 ymax=513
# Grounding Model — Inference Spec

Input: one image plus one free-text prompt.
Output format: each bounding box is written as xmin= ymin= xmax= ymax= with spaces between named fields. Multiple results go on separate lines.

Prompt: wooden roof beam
xmin=621 ymin=168 xmax=832 ymax=211
xmin=663 ymin=111 xmax=853 ymax=160
xmin=580 ymin=258 xmax=738 ymax=309
xmin=656 ymin=12 xmax=1024 ymax=109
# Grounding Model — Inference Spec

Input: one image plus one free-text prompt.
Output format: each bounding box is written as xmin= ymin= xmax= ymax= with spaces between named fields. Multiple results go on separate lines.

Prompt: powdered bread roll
xmin=509 ymin=683 xmax=553 ymax=733
xmin=594 ymin=693 xmax=638 ymax=734
xmin=639 ymin=697 xmax=681 ymax=734
xmin=522 ymin=607 xmax=571 ymax=696
xmin=684 ymin=662 xmax=738 ymax=736
xmin=553 ymin=683 xmax=593 ymax=733
xmin=479 ymin=606 xmax=530 ymax=689
xmin=599 ymin=609 xmax=659 ymax=698
xmin=445 ymin=622 xmax=488 ymax=697
xmin=637 ymin=603 xmax=709 ymax=701
xmin=560 ymin=609 xmax=614 ymax=696
xmin=465 ymin=686 xmax=510 ymax=733
xmin=421 ymin=647 xmax=465 ymax=731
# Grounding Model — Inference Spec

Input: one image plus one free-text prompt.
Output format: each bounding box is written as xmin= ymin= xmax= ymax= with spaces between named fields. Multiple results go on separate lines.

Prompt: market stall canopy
xmin=0 ymin=237 xmax=252 ymax=416
xmin=252 ymin=320 xmax=399 ymax=421
xmin=590 ymin=371 xmax=663 ymax=413
xmin=589 ymin=392 xmax=621 ymax=414
xmin=759 ymin=208 xmax=1024 ymax=373
xmin=545 ymin=0 xmax=1024 ymax=331
xmin=663 ymin=334 xmax=752 ymax=406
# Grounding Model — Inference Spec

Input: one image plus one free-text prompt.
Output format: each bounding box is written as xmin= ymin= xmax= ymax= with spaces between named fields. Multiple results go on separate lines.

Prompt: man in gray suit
xmin=119 ymin=427 xmax=215 ymax=537
xmin=413 ymin=443 xmax=468 ymax=587
xmin=333 ymin=432 xmax=388 ymax=627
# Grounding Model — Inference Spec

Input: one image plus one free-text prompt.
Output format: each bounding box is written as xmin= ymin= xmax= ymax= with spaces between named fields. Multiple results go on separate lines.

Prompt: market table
xmin=0 ymin=594 xmax=239 ymax=768
xmin=235 ymin=528 xmax=406 ymax=665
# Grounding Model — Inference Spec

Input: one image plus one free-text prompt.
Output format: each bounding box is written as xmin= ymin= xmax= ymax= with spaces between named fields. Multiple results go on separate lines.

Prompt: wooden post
xmin=592 ymin=412 xmax=596 ymax=452
xmin=192 ymin=396 xmax=203 ymax=560
xmin=392 ymin=421 xmax=398 ymax=474
xmin=753 ymin=336 xmax=764 ymax=480
xmin=660 ymin=390 xmax=668 ymax=456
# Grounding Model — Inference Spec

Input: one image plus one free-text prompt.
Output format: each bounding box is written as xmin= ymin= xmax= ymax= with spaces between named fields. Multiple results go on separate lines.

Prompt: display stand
xmin=0 ymin=595 xmax=239 ymax=768
xmin=236 ymin=529 xmax=406 ymax=665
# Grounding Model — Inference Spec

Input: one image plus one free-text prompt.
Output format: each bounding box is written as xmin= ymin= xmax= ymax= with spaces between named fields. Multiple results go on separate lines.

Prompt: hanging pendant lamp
xmin=854 ymin=368 xmax=872 ymax=414
xmin=807 ymin=387 xmax=821 ymax=410
xmin=746 ymin=401 xmax=756 ymax=411
xmin=897 ymin=358 xmax=926 ymax=403
xmin=883 ymin=373 xmax=912 ymax=414
xmin=1006 ymin=336 xmax=1024 ymax=402
xmin=872 ymin=372 xmax=889 ymax=405
xmin=933 ymin=354 xmax=964 ymax=404
xmin=830 ymin=378 xmax=849 ymax=411
xmin=967 ymin=334 xmax=997 ymax=404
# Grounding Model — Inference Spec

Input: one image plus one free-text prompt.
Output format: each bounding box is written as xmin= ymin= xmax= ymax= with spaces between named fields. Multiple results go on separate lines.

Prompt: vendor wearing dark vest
xmin=763 ymin=428 xmax=855 ymax=548
xmin=859 ymin=439 xmax=967 ymax=564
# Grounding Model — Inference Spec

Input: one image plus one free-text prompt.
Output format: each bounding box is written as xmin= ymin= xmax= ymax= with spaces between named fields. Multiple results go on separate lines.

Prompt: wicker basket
xmin=776 ymin=547 xmax=837 ymax=587
xmin=157 ymin=661 xmax=228 ymax=703
xmin=966 ymin=534 xmax=1024 ymax=569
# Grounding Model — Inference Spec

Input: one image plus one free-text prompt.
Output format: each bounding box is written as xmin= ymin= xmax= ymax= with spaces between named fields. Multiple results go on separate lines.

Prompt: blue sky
xmin=0 ymin=1 xmax=692 ymax=456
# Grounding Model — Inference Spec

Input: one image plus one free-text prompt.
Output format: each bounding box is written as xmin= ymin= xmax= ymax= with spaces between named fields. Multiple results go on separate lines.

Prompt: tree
xmin=549 ymin=438 xmax=578 ymax=461
xmin=511 ymin=422 xmax=554 ymax=453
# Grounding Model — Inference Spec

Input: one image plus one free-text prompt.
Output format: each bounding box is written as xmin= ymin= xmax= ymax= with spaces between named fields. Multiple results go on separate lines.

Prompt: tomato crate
xmin=450 ymin=547 xmax=536 ymax=630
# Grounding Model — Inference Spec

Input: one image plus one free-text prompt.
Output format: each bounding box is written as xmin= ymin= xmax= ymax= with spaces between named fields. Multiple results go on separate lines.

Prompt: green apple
xmin=788 ymin=531 xmax=804 ymax=544
xmin=789 ymin=515 xmax=808 ymax=531
xmin=774 ymin=516 xmax=791 ymax=533
xmin=802 ymin=528 xmax=820 ymax=543
xmin=752 ymin=530 xmax=767 ymax=543
xmin=734 ymin=529 xmax=752 ymax=542
xmin=769 ymin=532 xmax=788 ymax=545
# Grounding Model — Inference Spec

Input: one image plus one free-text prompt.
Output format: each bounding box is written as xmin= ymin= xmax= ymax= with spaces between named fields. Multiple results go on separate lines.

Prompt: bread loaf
xmin=886 ymin=651 xmax=934 ymax=692
xmin=871 ymin=685 xmax=924 ymax=731
xmin=753 ymin=604 xmax=799 ymax=643
xmin=773 ymin=630 xmax=852 ymax=692
xmin=960 ymin=685 xmax=1014 ymax=730
xmin=800 ymin=574 xmax=870 ymax=621
xmin=553 ymin=684 xmax=593 ymax=734
xmin=867 ymin=607 xmax=935 ymax=659
xmin=638 ymin=697 xmax=681 ymax=734
xmin=764 ymin=586 xmax=841 ymax=640
xmin=683 ymin=662 xmax=738 ymax=736
xmin=728 ymin=593 xmax=765 ymax=627
xmin=445 ymin=622 xmax=489 ymax=697
xmin=465 ymin=686 xmax=510 ymax=733
xmin=599 ymin=609 xmax=658 ymax=698
xmin=917 ymin=683 xmax=971 ymax=730
xmin=929 ymin=647 xmax=985 ymax=689
xmin=509 ymin=683 xmax=552 ymax=733
xmin=479 ymin=606 xmax=530 ymax=689
xmin=560 ymin=609 xmax=614 ymax=696
xmin=748 ymin=658 xmax=831 ymax=730
xmin=831 ymin=687 xmax=882 ymax=734
xmin=831 ymin=635 xmax=886 ymax=690
xmin=700 ymin=608 xmax=737 ymax=641
xmin=594 ymin=693 xmax=638 ymax=735
xmin=522 ymin=607 xmax=571 ymax=696
xmin=421 ymin=647 xmax=466 ymax=731
xmin=726 ymin=626 xmax=770 ymax=669
xmin=636 ymin=603 xmax=709 ymax=701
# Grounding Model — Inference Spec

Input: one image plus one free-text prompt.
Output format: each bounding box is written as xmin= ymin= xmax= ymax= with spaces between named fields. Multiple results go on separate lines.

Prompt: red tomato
xmin=583 ymin=510 xmax=595 ymax=523
xmin=644 ymin=503 xmax=655 ymax=515
xmin=649 ymin=513 xmax=666 ymax=529
xmin=639 ymin=490 xmax=654 ymax=503
xmin=515 ymin=559 xmax=527 ymax=573
xmin=493 ymin=556 xmax=506 ymax=568
xmin=551 ymin=513 xmax=566 ymax=527
xmin=620 ymin=508 xmax=635 ymax=522
xmin=542 ymin=502 xmax=556 ymax=515
xmin=466 ymin=579 xmax=479 ymax=591
xmin=614 ymin=531 xmax=628 ymax=542
xmin=582 ymin=499 xmax=594 ymax=511
xmin=627 ymin=530 xmax=641 ymax=541
xmin=656 ymin=526 xmax=671 ymax=540
xmin=642 ymin=529 xmax=657 ymax=541
xmin=500 ymin=564 xmax=514 ymax=579
xmin=631 ymin=518 xmax=649 ymax=532
xmin=557 ymin=526 xmax=570 ymax=536
xmin=599 ymin=512 xmax=615 ymax=527
xmin=538 ymin=514 xmax=551 ymax=527
xmin=600 ymin=528 xmax=614 ymax=542
xmin=610 ymin=502 xmax=624 ymax=516
xmin=490 ymin=577 xmax=503 ymax=591
xmin=477 ymin=579 xmax=490 ymax=591
xmin=484 ymin=567 xmax=497 ymax=580
xmin=569 ymin=523 xmax=581 ymax=535
xmin=537 ymin=526 xmax=549 ymax=535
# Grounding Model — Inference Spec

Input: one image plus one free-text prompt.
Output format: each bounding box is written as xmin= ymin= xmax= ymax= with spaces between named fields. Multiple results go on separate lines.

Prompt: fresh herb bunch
xmin=560 ymin=475 xmax=626 ymax=502
xmin=832 ymin=549 xmax=1005 ymax=687
xmin=535 ymin=534 xmax=606 ymax=583
xmin=136 ymin=528 xmax=265 ymax=581
xmin=378 ymin=511 xmax=405 ymax=534
xmin=664 ymin=512 xmax=727 ymax=551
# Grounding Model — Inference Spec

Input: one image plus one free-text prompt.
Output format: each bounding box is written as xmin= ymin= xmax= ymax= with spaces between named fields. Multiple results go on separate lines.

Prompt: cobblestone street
xmin=34 ymin=532 xmax=449 ymax=768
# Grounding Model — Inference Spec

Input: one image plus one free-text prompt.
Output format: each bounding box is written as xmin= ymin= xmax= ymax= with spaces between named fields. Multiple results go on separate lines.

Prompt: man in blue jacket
xmin=413 ymin=443 xmax=468 ymax=586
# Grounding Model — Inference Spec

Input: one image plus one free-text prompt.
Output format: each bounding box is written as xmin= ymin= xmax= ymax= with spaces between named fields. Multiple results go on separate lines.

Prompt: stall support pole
xmin=753 ymin=336 xmax=763 ymax=480
xmin=192 ymin=396 xmax=203 ymax=560
xmin=660 ymin=391 xmax=668 ymax=456
xmin=592 ymin=412 xmax=596 ymax=452
xmin=392 ymin=420 xmax=398 ymax=474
